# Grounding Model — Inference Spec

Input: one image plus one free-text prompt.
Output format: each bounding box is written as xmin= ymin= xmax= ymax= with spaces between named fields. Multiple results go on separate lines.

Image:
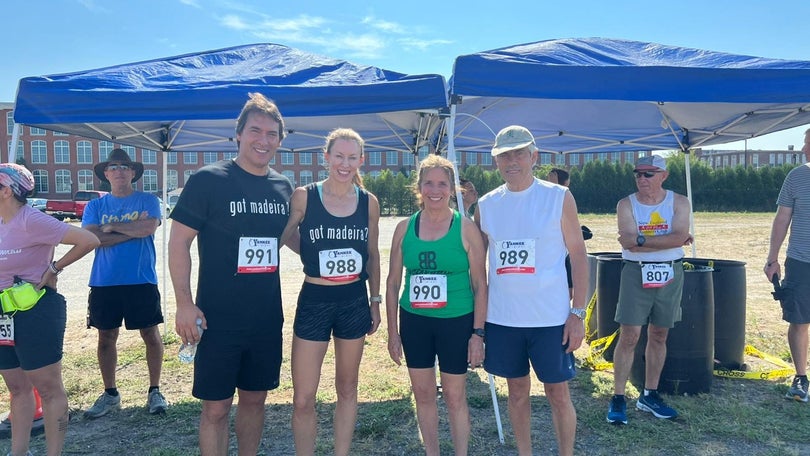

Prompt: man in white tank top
xmin=476 ymin=126 xmax=588 ymax=456
xmin=607 ymin=155 xmax=692 ymax=425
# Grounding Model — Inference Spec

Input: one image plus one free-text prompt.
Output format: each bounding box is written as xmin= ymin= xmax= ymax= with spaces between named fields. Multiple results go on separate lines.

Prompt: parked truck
xmin=45 ymin=190 xmax=107 ymax=221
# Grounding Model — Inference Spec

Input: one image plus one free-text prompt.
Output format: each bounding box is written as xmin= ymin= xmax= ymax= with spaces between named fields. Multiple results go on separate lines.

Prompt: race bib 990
xmin=409 ymin=274 xmax=448 ymax=308
xmin=237 ymin=237 xmax=279 ymax=273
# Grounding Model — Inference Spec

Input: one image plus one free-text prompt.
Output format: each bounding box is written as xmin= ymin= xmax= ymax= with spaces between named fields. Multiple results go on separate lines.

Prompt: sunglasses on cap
xmin=105 ymin=163 xmax=132 ymax=172
xmin=634 ymin=170 xmax=661 ymax=179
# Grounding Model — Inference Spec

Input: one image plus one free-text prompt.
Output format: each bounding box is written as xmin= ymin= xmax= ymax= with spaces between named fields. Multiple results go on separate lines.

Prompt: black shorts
xmin=87 ymin=284 xmax=163 ymax=330
xmin=0 ymin=288 xmax=66 ymax=371
xmin=192 ymin=324 xmax=283 ymax=401
xmin=399 ymin=308 xmax=473 ymax=375
xmin=781 ymin=257 xmax=810 ymax=324
xmin=293 ymin=280 xmax=371 ymax=342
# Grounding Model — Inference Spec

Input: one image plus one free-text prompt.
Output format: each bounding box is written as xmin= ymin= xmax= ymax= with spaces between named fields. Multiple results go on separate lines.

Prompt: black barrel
xmin=630 ymin=266 xmax=715 ymax=395
xmin=586 ymin=252 xmax=618 ymax=342
xmin=684 ymin=258 xmax=747 ymax=370
xmin=596 ymin=253 xmax=624 ymax=360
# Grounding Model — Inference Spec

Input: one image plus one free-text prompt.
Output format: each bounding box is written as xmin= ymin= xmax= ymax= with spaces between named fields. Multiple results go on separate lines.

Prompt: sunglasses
xmin=634 ymin=170 xmax=661 ymax=179
xmin=105 ymin=163 xmax=131 ymax=172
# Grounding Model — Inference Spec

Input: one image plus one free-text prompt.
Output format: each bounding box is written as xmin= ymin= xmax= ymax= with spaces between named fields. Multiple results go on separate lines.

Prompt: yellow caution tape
xmin=581 ymin=330 xmax=618 ymax=371
xmin=584 ymin=292 xmax=598 ymax=342
xmin=713 ymin=345 xmax=794 ymax=381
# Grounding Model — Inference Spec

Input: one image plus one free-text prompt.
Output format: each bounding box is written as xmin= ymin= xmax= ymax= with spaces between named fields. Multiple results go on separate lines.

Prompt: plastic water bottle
xmin=178 ymin=318 xmax=203 ymax=364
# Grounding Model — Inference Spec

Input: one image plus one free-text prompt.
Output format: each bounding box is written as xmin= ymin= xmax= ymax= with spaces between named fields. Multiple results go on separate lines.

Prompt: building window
xmin=403 ymin=152 xmax=415 ymax=166
xmin=299 ymin=152 xmax=312 ymax=165
xmin=6 ymin=112 xmax=13 ymax=135
xmin=78 ymin=169 xmax=94 ymax=191
xmin=167 ymin=152 xmax=177 ymax=164
xmin=570 ymin=154 xmax=579 ymax=165
xmin=368 ymin=151 xmax=381 ymax=166
xmin=282 ymin=170 xmax=295 ymax=185
xmin=223 ymin=152 xmax=237 ymax=161
xmin=386 ymin=151 xmax=398 ymax=166
xmin=54 ymin=140 xmax=70 ymax=164
xmin=418 ymin=146 xmax=430 ymax=162
xmin=583 ymin=154 xmax=592 ymax=163
xmin=281 ymin=152 xmax=294 ymax=165
xmin=269 ymin=155 xmax=276 ymax=165
xmin=480 ymin=154 xmax=492 ymax=166
xmin=33 ymin=170 xmax=48 ymax=194
xmin=752 ymin=154 xmax=759 ymax=167
xmin=99 ymin=141 xmax=114 ymax=162
xmin=299 ymin=170 xmax=313 ymax=185
xmin=55 ymin=169 xmax=71 ymax=193
xmin=142 ymin=149 xmax=157 ymax=164
xmin=8 ymin=140 xmax=24 ymax=161
xmin=52 ymin=130 xmax=69 ymax=136
xmin=167 ymin=170 xmax=178 ymax=191
xmin=466 ymin=152 xmax=477 ymax=165
xmin=77 ymin=141 xmax=93 ymax=164
xmin=142 ymin=170 xmax=158 ymax=192
xmin=29 ymin=127 xmax=46 ymax=136
xmin=318 ymin=170 xmax=329 ymax=181
xmin=317 ymin=153 xmax=326 ymax=167
xmin=183 ymin=152 xmax=197 ymax=165
xmin=369 ymin=170 xmax=381 ymax=178
xmin=184 ymin=170 xmax=195 ymax=184
xmin=203 ymin=152 xmax=218 ymax=164
xmin=31 ymin=140 xmax=48 ymax=164
xmin=539 ymin=154 xmax=551 ymax=165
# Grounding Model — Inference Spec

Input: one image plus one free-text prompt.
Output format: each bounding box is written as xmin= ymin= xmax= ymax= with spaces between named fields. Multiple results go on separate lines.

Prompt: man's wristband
xmin=48 ymin=261 xmax=63 ymax=275
xmin=369 ymin=295 xmax=383 ymax=303
xmin=765 ymin=260 xmax=777 ymax=268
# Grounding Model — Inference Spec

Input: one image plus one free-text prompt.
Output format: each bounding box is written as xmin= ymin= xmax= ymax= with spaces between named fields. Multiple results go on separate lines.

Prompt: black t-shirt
xmin=170 ymin=160 xmax=292 ymax=331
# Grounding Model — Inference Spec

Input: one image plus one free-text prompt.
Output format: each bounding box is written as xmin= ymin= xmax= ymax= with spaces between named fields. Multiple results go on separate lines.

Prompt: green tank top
xmin=399 ymin=210 xmax=474 ymax=318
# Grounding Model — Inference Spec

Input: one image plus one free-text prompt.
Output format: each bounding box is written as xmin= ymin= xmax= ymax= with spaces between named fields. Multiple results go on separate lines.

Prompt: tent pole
xmin=683 ymin=149 xmax=697 ymax=257
xmin=161 ymin=151 xmax=169 ymax=338
xmin=9 ymin=123 xmax=20 ymax=163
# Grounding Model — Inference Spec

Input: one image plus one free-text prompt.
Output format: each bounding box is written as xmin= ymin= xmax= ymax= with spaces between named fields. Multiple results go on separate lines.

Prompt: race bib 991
xmin=237 ymin=237 xmax=279 ymax=273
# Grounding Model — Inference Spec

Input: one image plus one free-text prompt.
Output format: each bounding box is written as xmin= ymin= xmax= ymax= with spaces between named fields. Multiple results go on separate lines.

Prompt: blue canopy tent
xmin=9 ymin=43 xmax=449 ymax=347
xmin=445 ymin=38 xmax=810 ymax=250
xmin=12 ymin=43 xmax=448 ymax=155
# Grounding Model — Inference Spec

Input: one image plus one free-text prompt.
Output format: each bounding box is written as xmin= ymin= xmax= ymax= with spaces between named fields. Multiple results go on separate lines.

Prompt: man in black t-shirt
xmin=169 ymin=93 xmax=295 ymax=456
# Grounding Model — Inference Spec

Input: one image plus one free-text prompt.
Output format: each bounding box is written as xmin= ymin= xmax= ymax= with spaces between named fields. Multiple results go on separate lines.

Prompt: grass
xmin=5 ymin=212 xmax=810 ymax=455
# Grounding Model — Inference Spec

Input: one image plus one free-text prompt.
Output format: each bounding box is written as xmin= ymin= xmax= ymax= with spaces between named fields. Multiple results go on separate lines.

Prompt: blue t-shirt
xmin=83 ymin=191 xmax=161 ymax=286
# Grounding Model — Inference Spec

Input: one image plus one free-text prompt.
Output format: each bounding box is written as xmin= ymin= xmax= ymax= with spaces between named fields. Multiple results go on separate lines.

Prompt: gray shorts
xmin=615 ymin=260 xmax=684 ymax=328
xmin=781 ymin=257 xmax=810 ymax=324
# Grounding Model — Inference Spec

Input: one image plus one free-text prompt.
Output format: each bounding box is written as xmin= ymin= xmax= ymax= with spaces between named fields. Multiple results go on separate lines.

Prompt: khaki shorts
xmin=615 ymin=260 xmax=684 ymax=328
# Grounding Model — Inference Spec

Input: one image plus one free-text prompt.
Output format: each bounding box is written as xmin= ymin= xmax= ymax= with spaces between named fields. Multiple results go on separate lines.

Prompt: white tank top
xmin=478 ymin=178 xmax=570 ymax=327
xmin=623 ymin=190 xmax=684 ymax=262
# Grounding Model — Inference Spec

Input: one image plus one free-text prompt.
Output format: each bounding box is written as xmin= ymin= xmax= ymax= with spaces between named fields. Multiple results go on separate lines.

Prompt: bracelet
xmin=765 ymin=260 xmax=777 ymax=268
xmin=369 ymin=295 xmax=383 ymax=303
xmin=48 ymin=261 xmax=63 ymax=275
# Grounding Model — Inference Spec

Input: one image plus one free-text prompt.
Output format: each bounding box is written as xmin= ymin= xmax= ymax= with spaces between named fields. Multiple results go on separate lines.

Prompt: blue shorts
xmin=192 ymin=324 xmax=283 ymax=401
xmin=483 ymin=322 xmax=576 ymax=384
xmin=781 ymin=257 xmax=810 ymax=324
xmin=400 ymin=309 xmax=473 ymax=375
xmin=88 ymin=284 xmax=163 ymax=330
xmin=294 ymin=280 xmax=371 ymax=342
xmin=0 ymin=288 xmax=66 ymax=371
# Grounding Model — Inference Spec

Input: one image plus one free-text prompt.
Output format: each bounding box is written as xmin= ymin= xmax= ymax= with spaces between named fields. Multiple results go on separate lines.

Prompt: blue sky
xmin=6 ymin=0 xmax=810 ymax=150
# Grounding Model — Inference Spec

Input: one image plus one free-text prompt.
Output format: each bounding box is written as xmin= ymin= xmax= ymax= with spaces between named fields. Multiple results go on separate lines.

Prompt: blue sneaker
xmin=606 ymin=395 xmax=627 ymax=424
xmin=636 ymin=391 xmax=678 ymax=419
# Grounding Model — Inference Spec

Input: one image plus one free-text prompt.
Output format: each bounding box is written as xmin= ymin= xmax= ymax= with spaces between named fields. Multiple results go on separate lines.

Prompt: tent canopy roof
xmin=14 ymin=43 xmax=448 ymax=153
xmin=448 ymin=37 xmax=810 ymax=154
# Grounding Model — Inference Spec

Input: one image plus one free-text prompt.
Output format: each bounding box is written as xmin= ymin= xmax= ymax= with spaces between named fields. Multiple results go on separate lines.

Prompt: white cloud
xmin=178 ymin=0 xmax=201 ymax=7
xmin=361 ymin=15 xmax=405 ymax=34
xmin=77 ymin=0 xmax=110 ymax=13
xmin=398 ymin=37 xmax=453 ymax=52
xmin=221 ymin=14 xmax=250 ymax=31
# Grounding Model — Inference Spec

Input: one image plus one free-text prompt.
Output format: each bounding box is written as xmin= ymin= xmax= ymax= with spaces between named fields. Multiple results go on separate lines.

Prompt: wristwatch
xmin=636 ymin=234 xmax=646 ymax=247
xmin=570 ymin=308 xmax=586 ymax=320
xmin=472 ymin=328 xmax=485 ymax=338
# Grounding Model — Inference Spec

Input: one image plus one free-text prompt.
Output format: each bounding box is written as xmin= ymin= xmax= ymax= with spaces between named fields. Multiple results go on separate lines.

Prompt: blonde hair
xmin=413 ymin=154 xmax=455 ymax=209
xmin=324 ymin=128 xmax=365 ymax=188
